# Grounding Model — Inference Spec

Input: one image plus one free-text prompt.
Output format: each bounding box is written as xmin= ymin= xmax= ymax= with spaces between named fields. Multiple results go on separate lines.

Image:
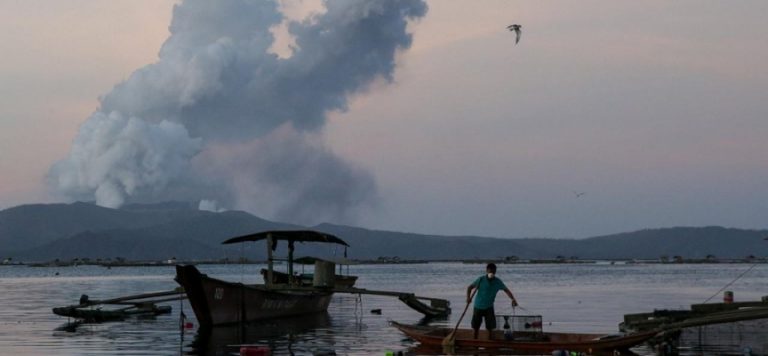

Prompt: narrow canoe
xmin=391 ymin=321 xmax=658 ymax=353
xmin=52 ymin=305 xmax=172 ymax=322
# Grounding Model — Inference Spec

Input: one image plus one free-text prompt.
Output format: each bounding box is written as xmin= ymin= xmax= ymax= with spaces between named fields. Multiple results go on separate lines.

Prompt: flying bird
xmin=507 ymin=24 xmax=522 ymax=44
xmin=573 ymin=191 xmax=586 ymax=198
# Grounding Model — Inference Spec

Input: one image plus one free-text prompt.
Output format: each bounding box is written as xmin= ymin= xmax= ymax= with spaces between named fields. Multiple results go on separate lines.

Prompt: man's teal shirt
xmin=471 ymin=275 xmax=507 ymax=309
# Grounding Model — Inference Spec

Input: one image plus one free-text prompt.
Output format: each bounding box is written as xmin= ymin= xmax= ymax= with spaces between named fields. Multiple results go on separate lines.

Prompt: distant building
xmin=377 ymin=256 xmax=401 ymax=263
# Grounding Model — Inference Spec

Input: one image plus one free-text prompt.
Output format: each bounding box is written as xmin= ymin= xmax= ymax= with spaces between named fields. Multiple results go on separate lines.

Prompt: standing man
xmin=467 ymin=263 xmax=518 ymax=339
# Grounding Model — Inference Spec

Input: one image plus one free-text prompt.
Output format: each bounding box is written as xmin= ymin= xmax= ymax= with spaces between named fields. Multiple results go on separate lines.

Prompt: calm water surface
xmin=1 ymin=263 xmax=767 ymax=355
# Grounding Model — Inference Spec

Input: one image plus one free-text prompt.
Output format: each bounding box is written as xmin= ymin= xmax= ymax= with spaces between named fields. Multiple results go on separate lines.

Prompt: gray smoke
xmin=48 ymin=0 xmax=427 ymax=225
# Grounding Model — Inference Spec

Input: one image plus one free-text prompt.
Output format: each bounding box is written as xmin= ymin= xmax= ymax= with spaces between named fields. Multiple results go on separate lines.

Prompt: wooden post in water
xmin=266 ymin=233 xmax=274 ymax=288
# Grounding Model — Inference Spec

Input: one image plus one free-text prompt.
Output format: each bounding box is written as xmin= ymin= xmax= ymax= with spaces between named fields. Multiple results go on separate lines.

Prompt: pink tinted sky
xmin=1 ymin=0 xmax=767 ymax=237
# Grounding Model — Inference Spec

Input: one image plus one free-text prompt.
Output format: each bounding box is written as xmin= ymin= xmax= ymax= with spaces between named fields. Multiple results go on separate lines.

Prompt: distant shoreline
xmin=4 ymin=257 xmax=766 ymax=268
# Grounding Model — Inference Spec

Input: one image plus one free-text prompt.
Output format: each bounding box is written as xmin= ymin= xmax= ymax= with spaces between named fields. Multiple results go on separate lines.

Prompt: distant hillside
xmin=313 ymin=224 xmax=767 ymax=260
xmin=1 ymin=202 xmax=766 ymax=261
xmin=0 ymin=201 xmax=201 ymax=252
xmin=580 ymin=227 xmax=768 ymax=259
xmin=2 ymin=203 xmax=299 ymax=261
xmin=26 ymin=230 xmax=221 ymax=261
xmin=513 ymin=227 xmax=767 ymax=260
xmin=312 ymin=223 xmax=532 ymax=260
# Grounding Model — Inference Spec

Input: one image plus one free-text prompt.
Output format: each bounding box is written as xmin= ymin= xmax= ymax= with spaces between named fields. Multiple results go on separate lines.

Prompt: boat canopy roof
xmin=221 ymin=230 xmax=349 ymax=247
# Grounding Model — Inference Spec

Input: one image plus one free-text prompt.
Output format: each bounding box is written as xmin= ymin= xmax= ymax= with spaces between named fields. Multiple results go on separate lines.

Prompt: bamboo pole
xmin=85 ymin=290 xmax=185 ymax=306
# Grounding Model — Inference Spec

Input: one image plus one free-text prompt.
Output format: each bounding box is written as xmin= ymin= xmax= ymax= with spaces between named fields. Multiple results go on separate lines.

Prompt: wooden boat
xmin=52 ymin=289 xmax=183 ymax=323
xmin=177 ymin=264 xmax=334 ymax=326
xmin=53 ymin=304 xmax=172 ymax=322
xmin=391 ymin=321 xmax=658 ymax=353
xmin=176 ymin=230 xmax=350 ymax=327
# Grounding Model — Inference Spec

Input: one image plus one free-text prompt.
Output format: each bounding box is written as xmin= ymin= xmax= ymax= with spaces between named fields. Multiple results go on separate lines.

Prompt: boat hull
xmin=176 ymin=265 xmax=333 ymax=327
xmin=391 ymin=321 xmax=657 ymax=353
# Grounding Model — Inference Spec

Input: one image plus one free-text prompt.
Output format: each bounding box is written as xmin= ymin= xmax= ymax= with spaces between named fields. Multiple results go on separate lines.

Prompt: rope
xmin=506 ymin=300 xmax=538 ymax=316
xmin=239 ymin=242 xmax=244 ymax=284
xmin=702 ymin=263 xmax=758 ymax=304
xmin=512 ymin=305 xmax=536 ymax=314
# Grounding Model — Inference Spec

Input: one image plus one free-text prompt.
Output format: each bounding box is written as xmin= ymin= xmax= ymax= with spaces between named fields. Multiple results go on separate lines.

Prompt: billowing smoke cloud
xmin=48 ymin=0 xmax=427 ymax=225
xmin=196 ymin=125 xmax=377 ymax=224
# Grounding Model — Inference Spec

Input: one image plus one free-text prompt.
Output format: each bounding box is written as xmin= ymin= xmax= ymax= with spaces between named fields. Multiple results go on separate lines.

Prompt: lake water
xmin=1 ymin=263 xmax=767 ymax=355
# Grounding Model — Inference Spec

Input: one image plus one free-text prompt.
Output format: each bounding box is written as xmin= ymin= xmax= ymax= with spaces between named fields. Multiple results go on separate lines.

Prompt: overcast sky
xmin=1 ymin=0 xmax=767 ymax=238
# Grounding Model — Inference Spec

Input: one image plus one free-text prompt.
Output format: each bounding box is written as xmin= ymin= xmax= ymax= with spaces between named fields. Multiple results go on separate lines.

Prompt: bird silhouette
xmin=573 ymin=191 xmax=585 ymax=198
xmin=507 ymin=24 xmax=522 ymax=44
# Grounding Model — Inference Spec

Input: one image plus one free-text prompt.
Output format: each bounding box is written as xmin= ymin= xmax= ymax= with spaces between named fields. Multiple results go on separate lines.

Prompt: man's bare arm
xmin=504 ymin=287 xmax=518 ymax=306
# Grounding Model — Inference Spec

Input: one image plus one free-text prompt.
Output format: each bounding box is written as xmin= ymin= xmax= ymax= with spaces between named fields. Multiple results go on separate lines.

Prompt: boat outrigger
xmin=176 ymin=230 xmax=451 ymax=327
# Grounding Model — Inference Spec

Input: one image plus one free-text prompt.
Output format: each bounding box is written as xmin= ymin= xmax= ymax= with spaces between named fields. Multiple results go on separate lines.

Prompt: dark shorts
xmin=471 ymin=307 xmax=496 ymax=330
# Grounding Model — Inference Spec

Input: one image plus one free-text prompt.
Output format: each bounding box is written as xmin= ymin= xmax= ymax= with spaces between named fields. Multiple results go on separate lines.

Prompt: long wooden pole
xmin=107 ymin=295 xmax=186 ymax=305
xmin=86 ymin=290 xmax=184 ymax=306
xmin=442 ymin=288 xmax=477 ymax=347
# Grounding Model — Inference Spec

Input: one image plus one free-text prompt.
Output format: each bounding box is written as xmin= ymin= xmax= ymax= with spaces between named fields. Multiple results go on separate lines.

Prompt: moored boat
xmin=391 ymin=321 xmax=658 ymax=353
xmin=52 ymin=289 xmax=184 ymax=323
xmin=53 ymin=304 xmax=172 ymax=322
xmin=176 ymin=230 xmax=349 ymax=327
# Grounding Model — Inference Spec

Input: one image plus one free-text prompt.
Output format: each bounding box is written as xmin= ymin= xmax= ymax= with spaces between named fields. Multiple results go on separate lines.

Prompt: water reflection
xmin=0 ymin=263 xmax=767 ymax=354
xmin=190 ymin=313 xmax=333 ymax=355
xmin=407 ymin=344 xmax=643 ymax=356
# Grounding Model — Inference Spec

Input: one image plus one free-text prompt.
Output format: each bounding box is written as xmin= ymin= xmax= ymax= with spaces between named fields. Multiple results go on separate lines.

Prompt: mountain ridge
xmin=1 ymin=202 xmax=765 ymax=261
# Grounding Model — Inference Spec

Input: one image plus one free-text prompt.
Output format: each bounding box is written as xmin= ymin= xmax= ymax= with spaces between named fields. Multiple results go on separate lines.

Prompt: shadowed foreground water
xmin=0 ymin=263 xmax=767 ymax=355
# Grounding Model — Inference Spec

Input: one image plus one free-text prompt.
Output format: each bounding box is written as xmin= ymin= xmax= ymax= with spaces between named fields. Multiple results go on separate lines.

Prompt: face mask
xmin=487 ymin=273 xmax=495 ymax=279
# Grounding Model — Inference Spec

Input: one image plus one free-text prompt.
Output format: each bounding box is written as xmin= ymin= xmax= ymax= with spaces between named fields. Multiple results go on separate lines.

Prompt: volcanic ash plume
xmin=48 ymin=0 xmax=427 ymax=225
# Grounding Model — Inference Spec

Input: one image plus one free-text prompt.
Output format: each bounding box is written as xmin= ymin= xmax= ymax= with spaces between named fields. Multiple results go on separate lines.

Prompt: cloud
xmin=49 ymin=111 xmax=202 ymax=208
xmin=48 ymin=0 xmax=427 ymax=225
xmin=196 ymin=124 xmax=377 ymax=225
xmin=198 ymin=199 xmax=226 ymax=213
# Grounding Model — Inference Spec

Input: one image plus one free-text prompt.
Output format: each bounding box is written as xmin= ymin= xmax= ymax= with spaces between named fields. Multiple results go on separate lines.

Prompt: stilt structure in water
xmin=621 ymin=296 xmax=768 ymax=333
